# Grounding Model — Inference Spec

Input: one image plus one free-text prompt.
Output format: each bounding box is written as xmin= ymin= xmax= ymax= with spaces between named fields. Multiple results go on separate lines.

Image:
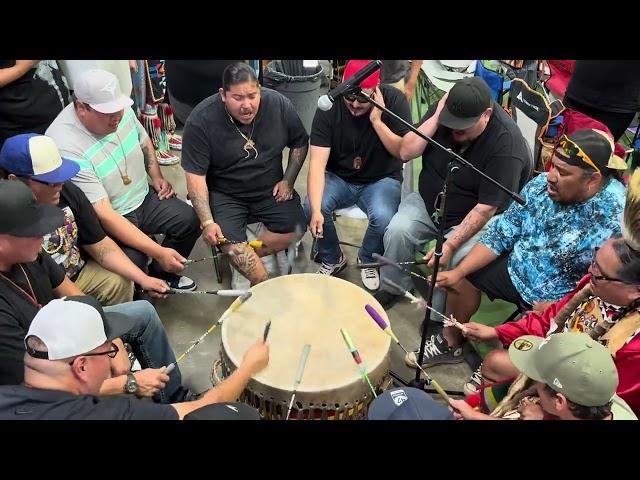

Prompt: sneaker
xmin=403 ymin=334 xmax=465 ymax=368
xmin=373 ymin=289 xmax=404 ymax=309
xmin=168 ymin=134 xmax=182 ymax=151
xmin=358 ymin=257 xmax=379 ymax=291
xmin=316 ymin=253 xmax=347 ymax=276
xmin=157 ymin=150 xmax=180 ymax=166
xmin=463 ymin=365 xmax=483 ymax=396
xmin=166 ymin=274 xmax=197 ymax=291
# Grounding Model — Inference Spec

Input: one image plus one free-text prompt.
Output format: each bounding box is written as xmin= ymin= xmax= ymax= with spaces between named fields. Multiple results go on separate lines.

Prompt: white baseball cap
xmin=25 ymin=296 xmax=136 ymax=360
xmin=74 ymin=69 xmax=134 ymax=114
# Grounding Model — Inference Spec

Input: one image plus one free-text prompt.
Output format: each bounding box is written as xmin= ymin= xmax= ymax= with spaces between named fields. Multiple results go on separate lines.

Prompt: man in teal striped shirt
xmin=46 ymin=69 xmax=200 ymax=291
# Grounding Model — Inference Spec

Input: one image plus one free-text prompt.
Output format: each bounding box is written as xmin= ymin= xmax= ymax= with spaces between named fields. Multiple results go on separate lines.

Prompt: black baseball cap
xmin=439 ymin=77 xmax=492 ymax=130
xmin=368 ymin=387 xmax=454 ymax=420
xmin=0 ymin=180 xmax=64 ymax=237
xmin=184 ymin=402 xmax=262 ymax=420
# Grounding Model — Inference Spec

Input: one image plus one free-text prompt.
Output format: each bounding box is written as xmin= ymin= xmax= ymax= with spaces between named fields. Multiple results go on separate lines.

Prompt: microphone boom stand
xmin=357 ymin=89 xmax=525 ymax=395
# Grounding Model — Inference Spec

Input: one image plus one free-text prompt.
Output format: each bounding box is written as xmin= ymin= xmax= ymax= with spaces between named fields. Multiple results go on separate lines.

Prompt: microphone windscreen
xmin=365 ymin=304 xmax=388 ymax=330
xmin=317 ymin=95 xmax=333 ymax=111
xmin=372 ymin=253 xmax=403 ymax=272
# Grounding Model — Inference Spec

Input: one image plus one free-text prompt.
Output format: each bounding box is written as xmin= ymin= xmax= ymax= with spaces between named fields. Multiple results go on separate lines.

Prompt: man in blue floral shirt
xmin=407 ymin=129 xmax=627 ymax=367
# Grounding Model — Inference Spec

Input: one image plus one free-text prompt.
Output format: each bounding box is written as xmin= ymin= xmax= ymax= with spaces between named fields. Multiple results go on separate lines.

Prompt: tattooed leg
xmin=221 ymin=243 xmax=268 ymax=285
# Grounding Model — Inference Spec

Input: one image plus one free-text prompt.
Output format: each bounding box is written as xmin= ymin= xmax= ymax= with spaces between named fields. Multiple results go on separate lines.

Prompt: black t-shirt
xmin=0 ymin=385 xmax=178 ymax=420
xmin=0 ymin=253 xmax=65 ymax=385
xmin=418 ymin=101 xmax=532 ymax=229
xmin=45 ymin=182 xmax=106 ymax=279
xmin=0 ymin=60 xmax=70 ymax=148
xmin=181 ymin=87 xmax=309 ymax=199
xmin=565 ymin=60 xmax=640 ymax=113
xmin=310 ymin=84 xmax=411 ymax=184
xmin=165 ymin=60 xmax=242 ymax=107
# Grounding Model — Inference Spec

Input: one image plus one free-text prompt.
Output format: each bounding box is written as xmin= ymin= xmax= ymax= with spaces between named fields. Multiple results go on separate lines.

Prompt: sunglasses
xmin=590 ymin=247 xmax=634 ymax=284
xmin=344 ymin=91 xmax=371 ymax=103
xmin=558 ymin=135 xmax=601 ymax=174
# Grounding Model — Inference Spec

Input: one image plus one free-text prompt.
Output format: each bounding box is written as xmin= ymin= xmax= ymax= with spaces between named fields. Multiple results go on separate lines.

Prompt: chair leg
xmin=211 ymin=246 xmax=223 ymax=284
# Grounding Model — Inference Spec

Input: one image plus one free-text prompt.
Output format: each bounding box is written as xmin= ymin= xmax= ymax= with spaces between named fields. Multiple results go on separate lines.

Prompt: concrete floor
xmin=155 ymin=108 xmax=471 ymax=406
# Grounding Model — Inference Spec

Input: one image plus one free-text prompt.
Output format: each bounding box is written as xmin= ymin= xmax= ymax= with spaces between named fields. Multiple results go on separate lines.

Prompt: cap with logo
xmin=74 ymin=69 xmax=134 ymax=114
xmin=184 ymin=402 xmax=262 ymax=420
xmin=508 ymin=332 xmax=618 ymax=407
xmin=367 ymin=387 xmax=453 ymax=420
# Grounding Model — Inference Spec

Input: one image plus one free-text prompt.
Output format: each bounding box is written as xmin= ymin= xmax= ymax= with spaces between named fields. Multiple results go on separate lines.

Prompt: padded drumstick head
xmin=365 ymin=304 xmax=388 ymax=330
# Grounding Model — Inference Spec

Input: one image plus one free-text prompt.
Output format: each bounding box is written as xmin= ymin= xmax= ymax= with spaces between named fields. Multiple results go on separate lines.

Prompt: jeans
xmin=121 ymin=190 xmax=200 ymax=281
xmin=105 ymin=300 xmax=190 ymax=403
xmin=303 ymin=172 xmax=401 ymax=263
xmin=380 ymin=192 xmax=497 ymax=323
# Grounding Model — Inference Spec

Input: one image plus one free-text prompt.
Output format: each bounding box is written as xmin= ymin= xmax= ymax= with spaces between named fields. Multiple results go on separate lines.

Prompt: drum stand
xmin=357 ymin=87 xmax=526 ymax=397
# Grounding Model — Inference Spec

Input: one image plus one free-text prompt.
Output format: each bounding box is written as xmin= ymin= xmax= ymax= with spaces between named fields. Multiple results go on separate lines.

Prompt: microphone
xmin=317 ymin=60 xmax=382 ymax=111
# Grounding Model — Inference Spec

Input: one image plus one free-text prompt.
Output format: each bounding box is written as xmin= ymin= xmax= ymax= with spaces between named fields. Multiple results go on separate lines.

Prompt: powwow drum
xmin=217 ymin=273 xmax=392 ymax=419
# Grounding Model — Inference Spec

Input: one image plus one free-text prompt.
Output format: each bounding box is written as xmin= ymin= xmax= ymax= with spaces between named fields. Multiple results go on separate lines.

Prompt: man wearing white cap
xmin=0 ymin=296 xmax=269 ymax=420
xmin=45 ymin=69 xmax=200 ymax=291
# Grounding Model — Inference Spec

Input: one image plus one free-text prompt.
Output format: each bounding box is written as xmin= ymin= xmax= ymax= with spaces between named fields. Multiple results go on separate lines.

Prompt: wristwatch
xmin=124 ymin=372 xmax=138 ymax=395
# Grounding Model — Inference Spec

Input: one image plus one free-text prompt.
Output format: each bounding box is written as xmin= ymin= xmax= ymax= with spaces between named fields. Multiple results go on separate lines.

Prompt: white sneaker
xmin=316 ymin=253 xmax=347 ymax=276
xmin=358 ymin=257 xmax=379 ymax=290
xmin=464 ymin=365 xmax=483 ymax=396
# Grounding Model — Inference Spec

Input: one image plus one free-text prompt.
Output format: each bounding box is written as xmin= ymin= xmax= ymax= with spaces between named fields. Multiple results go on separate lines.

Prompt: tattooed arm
xmin=185 ymin=171 xmax=223 ymax=245
xmin=223 ymin=243 xmax=268 ymax=285
xmin=283 ymin=144 xmax=309 ymax=186
xmin=141 ymin=138 xmax=163 ymax=182
xmin=426 ymin=203 xmax=497 ymax=267
xmin=82 ymin=237 xmax=169 ymax=294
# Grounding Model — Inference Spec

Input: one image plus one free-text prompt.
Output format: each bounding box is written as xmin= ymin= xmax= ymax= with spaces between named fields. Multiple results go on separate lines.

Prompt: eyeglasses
xmin=344 ymin=91 xmax=371 ymax=104
xmin=68 ymin=342 xmax=120 ymax=365
xmin=19 ymin=176 xmax=62 ymax=187
xmin=589 ymin=247 xmax=634 ymax=284
xmin=558 ymin=135 xmax=601 ymax=174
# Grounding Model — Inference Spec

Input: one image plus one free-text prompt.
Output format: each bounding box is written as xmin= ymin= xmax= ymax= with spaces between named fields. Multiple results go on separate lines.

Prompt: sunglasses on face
xmin=558 ymin=135 xmax=601 ymax=174
xmin=344 ymin=91 xmax=372 ymax=103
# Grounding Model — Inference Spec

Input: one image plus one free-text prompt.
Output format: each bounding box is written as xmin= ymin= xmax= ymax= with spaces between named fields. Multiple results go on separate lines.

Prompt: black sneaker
xmin=404 ymin=333 xmax=465 ymax=368
xmin=165 ymin=274 xmax=197 ymax=291
xmin=373 ymin=290 xmax=404 ymax=309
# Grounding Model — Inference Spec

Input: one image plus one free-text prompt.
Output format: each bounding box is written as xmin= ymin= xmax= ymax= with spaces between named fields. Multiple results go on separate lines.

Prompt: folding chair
xmin=474 ymin=60 xmax=512 ymax=105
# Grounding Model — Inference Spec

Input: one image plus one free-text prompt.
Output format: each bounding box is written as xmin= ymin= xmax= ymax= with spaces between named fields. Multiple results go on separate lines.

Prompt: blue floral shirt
xmin=479 ymin=173 xmax=625 ymax=305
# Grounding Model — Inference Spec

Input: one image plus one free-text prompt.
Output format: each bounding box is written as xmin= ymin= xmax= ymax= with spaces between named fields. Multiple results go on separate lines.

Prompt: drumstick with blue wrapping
xmin=340 ymin=328 xmax=377 ymax=398
xmin=217 ymin=291 xmax=254 ymax=324
xmin=364 ymin=304 xmax=450 ymax=403
xmin=286 ymin=343 xmax=311 ymax=420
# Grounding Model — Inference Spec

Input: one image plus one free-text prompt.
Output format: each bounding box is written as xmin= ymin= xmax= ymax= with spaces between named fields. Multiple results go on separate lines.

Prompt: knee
xmin=384 ymin=212 xmax=412 ymax=241
xmin=482 ymin=349 xmax=512 ymax=381
xmin=99 ymin=275 xmax=134 ymax=306
xmin=368 ymin=204 xmax=397 ymax=229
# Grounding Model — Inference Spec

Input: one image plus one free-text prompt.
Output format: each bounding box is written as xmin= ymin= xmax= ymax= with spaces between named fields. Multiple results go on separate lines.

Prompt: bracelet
xmin=200 ymin=219 xmax=214 ymax=231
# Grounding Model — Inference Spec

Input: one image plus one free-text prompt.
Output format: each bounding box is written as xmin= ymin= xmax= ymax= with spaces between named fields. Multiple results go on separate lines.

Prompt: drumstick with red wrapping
xmin=364 ymin=304 xmax=450 ymax=403
xmin=285 ymin=343 xmax=311 ymax=420
xmin=340 ymin=328 xmax=377 ymax=398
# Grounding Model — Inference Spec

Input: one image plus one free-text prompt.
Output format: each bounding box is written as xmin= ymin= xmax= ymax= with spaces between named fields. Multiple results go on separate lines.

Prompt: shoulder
xmin=261 ymin=87 xmax=294 ymax=110
xmin=189 ymin=95 xmax=222 ymax=125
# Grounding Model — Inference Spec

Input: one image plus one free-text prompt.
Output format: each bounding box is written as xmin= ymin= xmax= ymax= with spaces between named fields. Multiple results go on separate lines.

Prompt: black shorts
xmin=466 ymin=254 xmax=531 ymax=309
xmin=210 ymin=190 xmax=307 ymax=242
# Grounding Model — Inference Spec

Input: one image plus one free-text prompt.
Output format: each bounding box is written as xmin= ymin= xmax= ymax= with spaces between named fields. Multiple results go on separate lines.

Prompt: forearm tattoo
xmin=449 ymin=206 xmax=494 ymax=249
xmin=283 ymin=145 xmax=309 ymax=186
xmin=190 ymin=188 xmax=214 ymax=223
xmin=96 ymin=245 xmax=112 ymax=265
xmin=141 ymin=142 xmax=158 ymax=173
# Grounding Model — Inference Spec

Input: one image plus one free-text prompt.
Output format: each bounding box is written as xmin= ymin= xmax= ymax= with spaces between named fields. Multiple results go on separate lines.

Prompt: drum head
xmin=221 ymin=273 xmax=391 ymax=395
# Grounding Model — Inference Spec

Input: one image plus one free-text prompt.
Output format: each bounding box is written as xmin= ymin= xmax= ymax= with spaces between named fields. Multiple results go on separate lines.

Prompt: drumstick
xmin=373 ymin=253 xmax=458 ymax=294
xmin=310 ymin=235 xmax=319 ymax=261
xmin=364 ymin=304 xmax=450 ymax=403
xmin=263 ymin=319 xmax=272 ymax=342
xmin=164 ymin=321 xmax=219 ymax=374
xmin=182 ymin=256 xmax=216 ymax=265
xmin=163 ymin=289 xmax=249 ymax=297
xmin=217 ymin=237 xmax=264 ymax=250
xmin=286 ymin=344 xmax=311 ymax=420
xmin=340 ymin=328 xmax=377 ymax=398
xmin=357 ymin=259 xmax=428 ymax=268
xmin=218 ymin=291 xmax=253 ymax=324
xmin=382 ymin=278 xmax=467 ymax=333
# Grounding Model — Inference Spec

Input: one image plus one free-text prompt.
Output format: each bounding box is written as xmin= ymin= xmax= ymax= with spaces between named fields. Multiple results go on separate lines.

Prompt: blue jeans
xmin=104 ymin=301 xmax=189 ymax=404
xmin=303 ymin=172 xmax=401 ymax=263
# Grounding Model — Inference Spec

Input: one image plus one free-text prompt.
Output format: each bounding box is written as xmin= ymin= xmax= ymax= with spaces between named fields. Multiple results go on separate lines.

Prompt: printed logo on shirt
xmin=42 ymin=205 xmax=84 ymax=278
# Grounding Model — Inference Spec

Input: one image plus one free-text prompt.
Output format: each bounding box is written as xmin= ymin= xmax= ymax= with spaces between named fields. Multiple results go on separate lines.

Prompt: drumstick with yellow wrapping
xmin=364 ymin=304 xmax=450 ymax=403
xmin=164 ymin=321 xmax=220 ymax=374
xmin=285 ymin=343 xmax=311 ymax=420
xmin=340 ymin=328 xmax=377 ymax=398
xmin=217 ymin=291 xmax=254 ymax=324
